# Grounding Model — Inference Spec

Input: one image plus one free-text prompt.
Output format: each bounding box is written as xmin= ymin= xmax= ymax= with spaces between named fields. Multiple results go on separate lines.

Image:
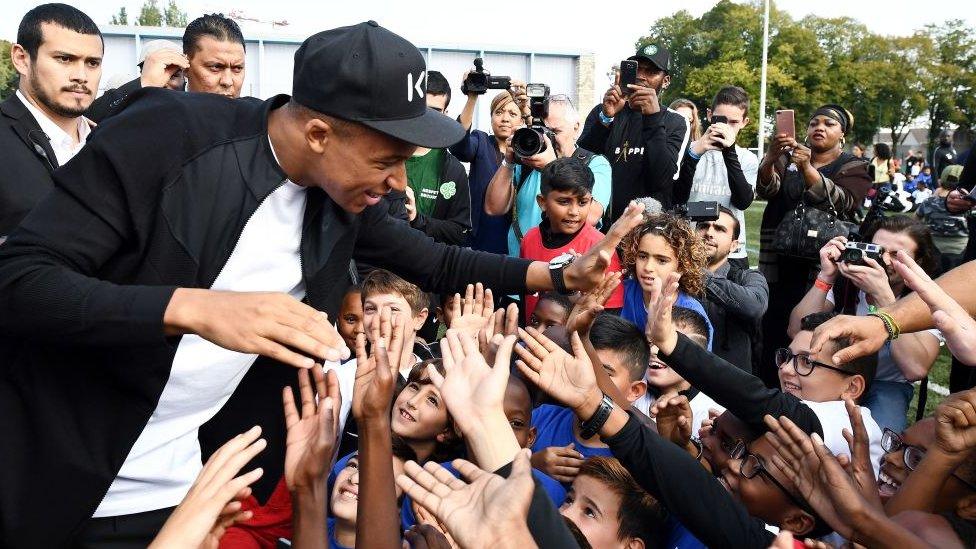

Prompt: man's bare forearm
xmin=885 ymin=260 xmax=976 ymax=334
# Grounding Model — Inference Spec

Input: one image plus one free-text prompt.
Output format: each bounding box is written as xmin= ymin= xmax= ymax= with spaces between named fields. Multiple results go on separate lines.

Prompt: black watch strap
xmin=550 ymin=264 xmax=570 ymax=295
xmin=579 ymin=394 xmax=614 ymax=439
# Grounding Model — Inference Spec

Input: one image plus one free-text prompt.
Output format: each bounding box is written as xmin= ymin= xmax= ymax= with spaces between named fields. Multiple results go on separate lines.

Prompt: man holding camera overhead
xmin=483 ymin=84 xmax=612 ymax=258
xmin=579 ymin=42 xmax=691 ymax=222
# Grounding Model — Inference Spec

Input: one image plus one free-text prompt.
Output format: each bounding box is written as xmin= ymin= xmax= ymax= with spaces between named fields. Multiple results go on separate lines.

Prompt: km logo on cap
xmin=407 ymin=70 xmax=427 ymax=102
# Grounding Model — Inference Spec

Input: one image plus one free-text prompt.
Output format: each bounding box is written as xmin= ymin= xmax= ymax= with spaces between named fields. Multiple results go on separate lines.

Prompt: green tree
xmin=137 ymin=0 xmax=164 ymax=26
xmin=0 ymin=40 xmax=18 ymax=100
xmin=110 ymin=6 xmax=128 ymax=25
xmin=917 ymin=20 xmax=976 ymax=159
xmin=164 ymin=0 xmax=188 ymax=27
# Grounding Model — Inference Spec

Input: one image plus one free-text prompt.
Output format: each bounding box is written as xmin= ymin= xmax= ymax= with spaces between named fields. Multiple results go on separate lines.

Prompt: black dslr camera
xmin=511 ymin=83 xmax=556 ymax=159
xmin=840 ymin=241 xmax=885 ymax=266
xmin=673 ymin=201 xmax=719 ymax=222
xmin=461 ymin=58 xmax=512 ymax=95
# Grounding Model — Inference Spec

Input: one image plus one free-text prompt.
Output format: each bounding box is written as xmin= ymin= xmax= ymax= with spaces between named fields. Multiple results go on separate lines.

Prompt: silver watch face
xmin=549 ymin=252 xmax=575 ymax=270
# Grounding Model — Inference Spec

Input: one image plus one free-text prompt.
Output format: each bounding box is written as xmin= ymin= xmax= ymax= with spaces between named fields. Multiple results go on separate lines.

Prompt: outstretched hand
xmin=430 ymin=329 xmax=517 ymax=436
xmin=563 ymin=201 xmax=644 ymax=292
xmin=763 ymin=414 xmax=871 ymax=540
xmin=893 ymin=250 xmax=976 ymax=365
xmin=478 ymin=303 xmax=519 ymax=362
xmin=650 ymin=393 xmax=694 ymax=451
xmin=352 ymin=306 xmax=405 ymax=423
xmin=282 ymin=366 xmax=341 ymax=494
xmin=644 ymin=272 xmax=681 ymax=354
xmin=839 ymin=397 xmax=883 ymax=510
xmin=148 ymin=426 xmax=266 ymax=549
xmin=515 ymin=327 xmax=600 ymax=416
xmin=395 ymin=450 xmax=536 ymax=549
xmin=809 ymin=314 xmax=888 ymax=366
xmin=449 ymin=283 xmax=495 ymax=339
xmin=566 ymin=271 xmax=622 ymax=335
xmin=934 ymin=388 xmax=976 ymax=458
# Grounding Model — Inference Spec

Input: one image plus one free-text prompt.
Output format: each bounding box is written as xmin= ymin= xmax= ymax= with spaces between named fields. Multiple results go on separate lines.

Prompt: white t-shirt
xmin=913 ymin=188 xmax=933 ymax=203
xmin=94 ymin=179 xmax=308 ymax=517
xmin=803 ymin=400 xmax=884 ymax=477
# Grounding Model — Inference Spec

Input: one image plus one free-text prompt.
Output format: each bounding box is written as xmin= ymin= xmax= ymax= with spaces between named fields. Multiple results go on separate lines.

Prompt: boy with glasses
xmin=643 ymin=278 xmax=884 ymax=473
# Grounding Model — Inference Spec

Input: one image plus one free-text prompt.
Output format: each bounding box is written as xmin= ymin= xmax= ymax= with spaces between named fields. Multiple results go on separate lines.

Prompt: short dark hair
xmin=711 ymin=85 xmax=749 ymax=117
xmin=799 ymin=312 xmax=877 ymax=386
xmin=540 ymin=157 xmax=594 ymax=198
xmin=578 ymin=457 xmax=667 ymax=548
xmin=873 ymin=143 xmax=892 ymax=160
xmin=183 ymin=13 xmax=245 ymax=56
xmin=589 ymin=314 xmax=650 ymax=383
xmin=717 ymin=205 xmax=740 ymax=239
xmin=672 ymin=306 xmax=709 ymax=348
xmin=17 ymin=3 xmax=102 ymax=60
xmin=425 ymin=70 xmax=451 ymax=107
xmin=537 ymin=291 xmax=573 ymax=313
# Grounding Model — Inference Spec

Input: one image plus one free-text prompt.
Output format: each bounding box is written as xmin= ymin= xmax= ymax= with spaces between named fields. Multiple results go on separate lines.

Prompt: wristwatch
xmin=548 ymin=252 xmax=575 ymax=295
xmin=579 ymin=394 xmax=614 ymax=439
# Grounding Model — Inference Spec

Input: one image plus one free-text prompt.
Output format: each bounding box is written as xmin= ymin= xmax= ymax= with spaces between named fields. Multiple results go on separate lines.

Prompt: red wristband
xmin=814 ymin=278 xmax=832 ymax=292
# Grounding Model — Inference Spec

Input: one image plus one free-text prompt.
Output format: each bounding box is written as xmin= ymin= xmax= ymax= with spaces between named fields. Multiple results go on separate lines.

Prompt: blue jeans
xmin=863 ymin=380 xmax=915 ymax=433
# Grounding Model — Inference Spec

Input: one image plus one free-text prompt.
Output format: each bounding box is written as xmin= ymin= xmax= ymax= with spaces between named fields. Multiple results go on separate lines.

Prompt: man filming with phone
xmin=674 ymin=86 xmax=759 ymax=270
xmin=579 ymin=42 xmax=691 ymax=222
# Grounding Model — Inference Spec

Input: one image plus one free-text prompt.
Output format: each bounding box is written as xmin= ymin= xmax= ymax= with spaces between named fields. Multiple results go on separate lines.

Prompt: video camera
xmin=840 ymin=241 xmax=885 ymax=266
xmin=673 ymin=201 xmax=719 ymax=222
xmin=461 ymin=58 xmax=512 ymax=95
xmin=511 ymin=83 xmax=556 ymax=160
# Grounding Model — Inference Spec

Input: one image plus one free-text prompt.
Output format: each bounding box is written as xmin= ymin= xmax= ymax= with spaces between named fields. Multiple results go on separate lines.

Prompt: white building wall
xmin=98 ymin=25 xmax=582 ymax=134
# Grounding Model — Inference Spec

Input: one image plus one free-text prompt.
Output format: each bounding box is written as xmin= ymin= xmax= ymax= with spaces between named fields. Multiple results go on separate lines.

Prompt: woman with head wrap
xmin=754 ymin=104 xmax=872 ymax=387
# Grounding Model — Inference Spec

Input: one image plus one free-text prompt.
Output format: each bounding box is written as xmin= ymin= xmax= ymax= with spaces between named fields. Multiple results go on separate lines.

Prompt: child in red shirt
xmin=520 ymin=157 xmax=624 ymax=321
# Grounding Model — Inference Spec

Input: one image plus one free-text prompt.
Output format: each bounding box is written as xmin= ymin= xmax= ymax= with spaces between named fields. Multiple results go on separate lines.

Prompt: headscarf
xmin=810 ymin=104 xmax=853 ymax=135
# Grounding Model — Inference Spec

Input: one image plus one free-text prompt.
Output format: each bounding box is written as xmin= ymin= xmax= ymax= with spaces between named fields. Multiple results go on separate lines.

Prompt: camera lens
xmin=512 ymin=127 xmax=544 ymax=158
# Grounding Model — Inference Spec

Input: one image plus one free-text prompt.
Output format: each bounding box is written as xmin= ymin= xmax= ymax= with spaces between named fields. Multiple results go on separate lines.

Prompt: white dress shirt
xmin=16 ymin=90 xmax=93 ymax=166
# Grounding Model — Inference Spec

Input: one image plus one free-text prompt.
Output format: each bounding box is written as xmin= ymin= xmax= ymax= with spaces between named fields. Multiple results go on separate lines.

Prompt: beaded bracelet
xmin=868 ymin=311 xmax=900 ymax=340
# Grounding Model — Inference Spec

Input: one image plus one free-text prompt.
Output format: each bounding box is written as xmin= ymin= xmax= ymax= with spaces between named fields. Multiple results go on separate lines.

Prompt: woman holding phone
xmin=755 ymin=104 xmax=872 ymax=387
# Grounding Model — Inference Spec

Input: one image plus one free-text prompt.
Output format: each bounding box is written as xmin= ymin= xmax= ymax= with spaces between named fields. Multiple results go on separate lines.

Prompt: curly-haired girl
xmin=619 ymin=211 xmax=713 ymax=348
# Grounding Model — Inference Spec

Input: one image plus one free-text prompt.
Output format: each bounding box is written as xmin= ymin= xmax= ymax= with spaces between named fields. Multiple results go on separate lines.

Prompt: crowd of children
xmin=135 ymin=156 xmax=976 ymax=548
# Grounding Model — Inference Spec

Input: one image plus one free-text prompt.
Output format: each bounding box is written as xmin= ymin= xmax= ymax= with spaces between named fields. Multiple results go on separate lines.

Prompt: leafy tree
xmin=110 ymin=7 xmax=128 ymax=25
xmin=0 ymin=40 xmax=18 ymax=100
xmin=137 ymin=0 xmax=164 ymax=27
xmin=164 ymin=0 xmax=188 ymax=27
xmin=634 ymin=1 xmax=975 ymax=154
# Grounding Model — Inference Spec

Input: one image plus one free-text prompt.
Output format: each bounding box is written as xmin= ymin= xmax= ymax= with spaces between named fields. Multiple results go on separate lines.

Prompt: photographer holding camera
xmin=674 ymin=86 xmax=759 ymax=269
xmin=579 ymin=42 xmax=691 ymax=222
xmin=787 ymin=216 xmax=942 ymax=432
xmin=449 ymin=61 xmax=526 ymax=254
xmin=484 ymin=91 xmax=612 ymax=257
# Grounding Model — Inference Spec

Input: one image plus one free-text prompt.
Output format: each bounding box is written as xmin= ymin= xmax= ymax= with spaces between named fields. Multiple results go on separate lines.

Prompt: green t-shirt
xmin=406 ymin=148 xmax=445 ymax=216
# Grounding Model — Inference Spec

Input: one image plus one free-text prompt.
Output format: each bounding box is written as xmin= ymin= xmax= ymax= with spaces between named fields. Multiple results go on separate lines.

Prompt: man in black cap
xmin=0 ymin=21 xmax=643 ymax=548
xmin=579 ymin=42 xmax=691 ymax=220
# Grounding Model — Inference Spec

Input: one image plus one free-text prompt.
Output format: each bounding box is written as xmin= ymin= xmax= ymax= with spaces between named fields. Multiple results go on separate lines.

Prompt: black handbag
xmin=770 ymin=193 xmax=856 ymax=260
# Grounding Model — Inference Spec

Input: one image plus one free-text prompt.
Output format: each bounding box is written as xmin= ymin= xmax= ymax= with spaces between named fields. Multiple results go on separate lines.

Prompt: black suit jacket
xmin=0 ymin=94 xmax=60 ymax=236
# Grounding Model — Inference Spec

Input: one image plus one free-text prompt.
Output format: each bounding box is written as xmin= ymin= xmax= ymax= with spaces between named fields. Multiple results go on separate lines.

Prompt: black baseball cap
xmin=292 ymin=21 xmax=463 ymax=148
xmin=629 ymin=42 xmax=670 ymax=73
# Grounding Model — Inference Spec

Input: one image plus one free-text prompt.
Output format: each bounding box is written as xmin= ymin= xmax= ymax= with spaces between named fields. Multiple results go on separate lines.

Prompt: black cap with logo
xmin=628 ymin=42 xmax=671 ymax=73
xmin=292 ymin=21 xmax=464 ymax=148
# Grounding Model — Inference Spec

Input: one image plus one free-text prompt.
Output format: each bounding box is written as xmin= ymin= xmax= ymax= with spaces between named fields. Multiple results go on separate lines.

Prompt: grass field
xmin=742 ymin=201 xmax=948 ymax=425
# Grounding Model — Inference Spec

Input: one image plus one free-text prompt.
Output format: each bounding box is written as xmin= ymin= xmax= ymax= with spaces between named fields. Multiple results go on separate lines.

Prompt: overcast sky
xmin=5 ymin=0 xmax=973 ymax=104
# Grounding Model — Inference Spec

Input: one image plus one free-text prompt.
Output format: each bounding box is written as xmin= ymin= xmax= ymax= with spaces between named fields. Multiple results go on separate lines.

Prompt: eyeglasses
xmin=549 ymin=94 xmax=574 ymax=109
xmin=737 ymin=449 xmax=816 ymax=513
xmin=775 ymin=348 xmax=852 ymax=377
xmin=881 ymin=428 xmax=976 ymax=491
